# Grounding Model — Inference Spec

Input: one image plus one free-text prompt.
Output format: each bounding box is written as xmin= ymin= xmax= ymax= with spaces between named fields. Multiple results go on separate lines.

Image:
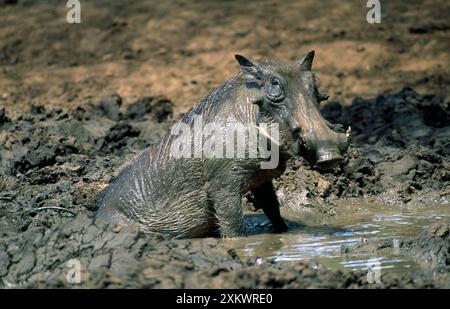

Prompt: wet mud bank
xmin=274 ymin=87 xmax=449 ymax=219
xmin=1 ymin=215 xmax=448 ymax=289
xmin=0 ymin=87 xmax=449 ymax=288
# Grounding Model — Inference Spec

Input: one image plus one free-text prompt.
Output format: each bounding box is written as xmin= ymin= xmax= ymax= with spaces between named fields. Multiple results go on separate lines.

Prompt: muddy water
xmin=230 ymin=200 xmax=450 ymax=275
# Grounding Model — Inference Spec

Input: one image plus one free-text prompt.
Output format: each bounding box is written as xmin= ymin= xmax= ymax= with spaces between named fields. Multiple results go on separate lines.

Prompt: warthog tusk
xmin=346 ymin=126 xmax=351 ymax=138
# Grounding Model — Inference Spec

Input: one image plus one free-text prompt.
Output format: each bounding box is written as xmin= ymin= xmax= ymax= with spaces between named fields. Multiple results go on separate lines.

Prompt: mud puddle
xmin=231 ymin=201 xmax=450 ymax=276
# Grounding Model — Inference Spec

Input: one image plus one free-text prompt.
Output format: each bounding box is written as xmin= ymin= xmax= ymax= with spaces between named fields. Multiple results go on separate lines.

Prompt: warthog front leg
xmin=251 ymin=180 xmax=288 ymax=232
xmin=210 ymin=186 xmax=246 ymax=237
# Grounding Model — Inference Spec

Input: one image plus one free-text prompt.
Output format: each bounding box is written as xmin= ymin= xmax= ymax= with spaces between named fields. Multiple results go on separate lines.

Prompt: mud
xmin=272 ymin=87 xmax=450 ymax=220
xmin=1 ymin=215 xmax=448 ymax=289
xmin=1 ymin=0 xmax=449 ymax=288
xmin=0 ymin=93 xmax=174 ymax=233
xmin=1 ymin=86 xmax=449 ymax=288
xmin=341 ymin=222 xmax=449 ymax=286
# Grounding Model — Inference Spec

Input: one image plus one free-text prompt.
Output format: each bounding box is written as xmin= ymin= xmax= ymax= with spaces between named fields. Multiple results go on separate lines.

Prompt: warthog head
xmin=236 ymin=51 xmax=348 ymax=170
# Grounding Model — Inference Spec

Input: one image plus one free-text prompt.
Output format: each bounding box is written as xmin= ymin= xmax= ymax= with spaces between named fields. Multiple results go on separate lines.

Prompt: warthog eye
xmin=267 ymin=77 xmax=284 ymax=102
xmin=318 ymin=92 xmax=329 ymax=102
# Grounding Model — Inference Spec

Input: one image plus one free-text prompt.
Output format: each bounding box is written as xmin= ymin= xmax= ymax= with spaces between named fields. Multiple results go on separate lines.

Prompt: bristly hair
xmin=313 ymin=73 xmax=321 ymax=88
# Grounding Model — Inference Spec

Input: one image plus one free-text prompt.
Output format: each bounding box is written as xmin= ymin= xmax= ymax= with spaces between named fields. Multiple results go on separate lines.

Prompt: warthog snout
xmin=300 ymin=130 xmax=347 ymax=171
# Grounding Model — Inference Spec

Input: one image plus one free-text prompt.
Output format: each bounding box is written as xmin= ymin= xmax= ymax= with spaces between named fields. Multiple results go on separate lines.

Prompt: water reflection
xmin=228 ymin=203 xmax=450 ymax=275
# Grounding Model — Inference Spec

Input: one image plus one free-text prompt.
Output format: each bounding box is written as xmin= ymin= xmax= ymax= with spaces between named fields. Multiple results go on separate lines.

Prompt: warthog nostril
xmin=315 ymin=149 xmax=343 ymax=170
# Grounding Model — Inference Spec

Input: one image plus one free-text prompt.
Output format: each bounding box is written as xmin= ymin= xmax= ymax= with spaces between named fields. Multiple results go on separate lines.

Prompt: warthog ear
xmin=299 ymin=50 xmax=315 ymax=71
xmin=235 ymin=54 xmax=264 ymax=82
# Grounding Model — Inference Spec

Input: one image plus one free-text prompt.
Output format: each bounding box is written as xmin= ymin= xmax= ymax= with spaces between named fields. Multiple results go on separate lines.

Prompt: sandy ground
xmin=1 ymin=0 xmax=449 ymax=115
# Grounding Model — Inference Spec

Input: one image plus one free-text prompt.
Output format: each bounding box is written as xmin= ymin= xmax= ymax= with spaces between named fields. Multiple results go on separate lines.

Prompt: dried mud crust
xmin=1 ymin=1 xmax=449 ymax=114
xmin=0 ymin=94 xmax=174 ymax=232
